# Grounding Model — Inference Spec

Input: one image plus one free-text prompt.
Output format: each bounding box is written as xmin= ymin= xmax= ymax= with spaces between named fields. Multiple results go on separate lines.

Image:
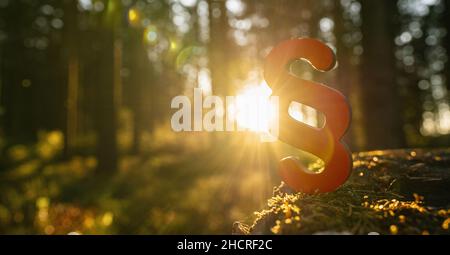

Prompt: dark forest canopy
xmin=0 ymin=0 xmax=449 ymax=169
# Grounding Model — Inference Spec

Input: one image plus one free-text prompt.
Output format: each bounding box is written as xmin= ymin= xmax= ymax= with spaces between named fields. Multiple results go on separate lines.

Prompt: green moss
xmin=237 ymin=149 xmax=450 ymax=235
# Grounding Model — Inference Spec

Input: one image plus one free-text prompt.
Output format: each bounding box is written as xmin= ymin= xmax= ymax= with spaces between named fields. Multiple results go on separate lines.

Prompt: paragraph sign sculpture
xmin=264 ymin=38 xmax=352 ymax=193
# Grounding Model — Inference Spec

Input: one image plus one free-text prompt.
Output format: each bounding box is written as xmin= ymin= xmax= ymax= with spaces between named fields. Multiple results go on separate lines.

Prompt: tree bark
xmin=360 ymin=0 xmax=406 ymax=150
xmin=95 ymin=0 xmax=121 ymax=173
xmin=208 ymin=0 xmax=232 ymax=96
xmin=334 ymin=1 xmax=367 ymax=151
xmin=62 ymin=0 xmax=80 ymax=157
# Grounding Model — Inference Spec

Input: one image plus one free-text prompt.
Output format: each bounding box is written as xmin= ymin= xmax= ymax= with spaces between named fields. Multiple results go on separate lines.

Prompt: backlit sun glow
xmin=229 ymin=82 xmax=275 ymax=134
xmin=231 ymin=81 xmax=321 ymax=136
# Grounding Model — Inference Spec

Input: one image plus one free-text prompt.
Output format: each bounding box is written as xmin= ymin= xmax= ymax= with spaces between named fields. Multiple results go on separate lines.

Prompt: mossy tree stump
xmin=234 ymin=149 xmax=450 ymax=235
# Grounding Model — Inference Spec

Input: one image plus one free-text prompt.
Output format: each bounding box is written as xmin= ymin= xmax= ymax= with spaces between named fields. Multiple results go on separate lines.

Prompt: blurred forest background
xmin=0 ymin=0 xmax=449 ymax=234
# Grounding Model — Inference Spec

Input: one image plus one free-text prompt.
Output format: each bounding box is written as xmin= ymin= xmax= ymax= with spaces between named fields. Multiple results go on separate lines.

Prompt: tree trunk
xmin=445 ymin=0 xmax=450 ymax=100
xmin=334 ymin=1 xmax=367 ymax=151
xmin=129 ymin=28 xmax=145 ymax=154
xmin=63 ymin=0 xmax=80 ymax=157
xmin=208 ymin=0 xmax=232 ymax=96
xmin=95 ymin=0 xmax=121 ymax=173
xmin=2 ymin=2 xmax=36 ymax=144
xmin=360 ymin=0 xmax=405 ymax=150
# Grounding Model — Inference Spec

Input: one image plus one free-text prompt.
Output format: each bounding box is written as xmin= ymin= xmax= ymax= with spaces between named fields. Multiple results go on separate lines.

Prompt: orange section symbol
xmin=264 ymin=38 xmax=352 ymax=193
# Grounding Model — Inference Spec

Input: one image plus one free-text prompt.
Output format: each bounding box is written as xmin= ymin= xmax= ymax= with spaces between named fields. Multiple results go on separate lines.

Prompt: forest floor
xmin=0 ymin=132 xmax=449 ymax=234
xmin=0 ymin=132 xmax=276 ymax=234
xmin=234 ymin=149 xmax=450 ymax=235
